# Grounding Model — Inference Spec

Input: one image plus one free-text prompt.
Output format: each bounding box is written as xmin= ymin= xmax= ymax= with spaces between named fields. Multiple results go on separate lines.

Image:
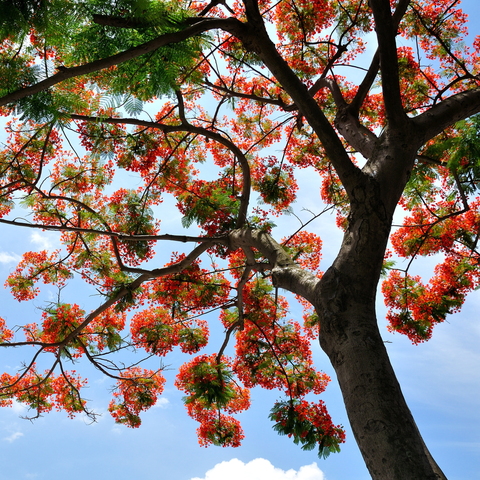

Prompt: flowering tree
xmin=1 ymin=0 xmax=480 ymax=478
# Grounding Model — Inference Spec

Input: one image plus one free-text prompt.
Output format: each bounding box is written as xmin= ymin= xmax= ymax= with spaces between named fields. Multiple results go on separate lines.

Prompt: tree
xmin=0 ymin=0 xmax=479 ymax=478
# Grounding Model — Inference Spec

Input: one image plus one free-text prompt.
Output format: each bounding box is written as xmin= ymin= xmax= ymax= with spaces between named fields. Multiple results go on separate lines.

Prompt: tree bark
xmin=311 ymin=143 xmax=448 ymax=479
xmin=316 ymin=267 xmax=447 ymax=479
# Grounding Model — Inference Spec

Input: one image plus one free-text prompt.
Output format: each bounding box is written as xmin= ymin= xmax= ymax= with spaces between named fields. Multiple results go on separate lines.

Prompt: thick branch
xmin=350 ymin=0 xmax=409 ymax=114
xmin=228 ymin=228 xmax=319 ymax=304
xmin=411 ymin=88 xmax=480 ymax=145
xmin=234 ymin=1 xmax=364 ymax=198
xmin=312 ymin=78 xmax=347 ymax=110
xmin=350 ymin=49 xmax=380 ymax=114
xmin=368 ymin=0 xmax=409 ymax=127
xmin=335 ymin=1 xmax=410 ymax=158
xmin=334 ymin=108 xmax=378 ymax=158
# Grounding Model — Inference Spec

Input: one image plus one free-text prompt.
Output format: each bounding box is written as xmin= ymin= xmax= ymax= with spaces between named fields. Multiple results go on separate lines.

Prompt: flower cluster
xmin=0 ymin=317 xmax=13 ymax=343
xmin=175 ymin=354 xmax=250 ymax=447
xmin=108 ymin=367 xmax=166 ymax=428
xmin=269 ymin=399 xmax=345 ymax=459
xmin=1 ymin=367 xmax=87 ymax=418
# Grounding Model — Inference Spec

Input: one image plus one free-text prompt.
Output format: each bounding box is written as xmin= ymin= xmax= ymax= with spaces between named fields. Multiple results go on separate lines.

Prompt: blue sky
xmin=1 ymin=2 xmax=480 ymax=479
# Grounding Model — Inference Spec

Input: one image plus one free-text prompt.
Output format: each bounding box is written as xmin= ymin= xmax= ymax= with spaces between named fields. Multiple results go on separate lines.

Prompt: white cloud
xmin=191 ymin=459 xmax=325 ymax=480
xmin=3 ymin=431 xmax=23 ymax=443
xmin=94 ymin=376 xmax=108 ymax=384
xmin=154 ymin=397 xmax=169 ymax=408
xmin=30 ymin=232 xmax=56 ymax=250
xmin=0 ymin=251 xmax=21 ymax=264
xmin=11 ymin=400 xmax=27 ymax=415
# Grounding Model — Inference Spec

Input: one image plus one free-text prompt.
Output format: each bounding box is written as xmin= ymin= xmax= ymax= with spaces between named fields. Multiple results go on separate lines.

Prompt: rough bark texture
xmin=314 ymin=145 xmax=446 ymax=478
xmin=312 ymin=141 xmax=447 ymax=479
xmin=316 ymin=273 xmax=446 ymax=480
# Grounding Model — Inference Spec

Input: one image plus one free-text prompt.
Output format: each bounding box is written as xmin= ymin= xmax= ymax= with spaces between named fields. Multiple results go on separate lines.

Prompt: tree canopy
xmin=0 ymin=1 xmax=479 ymax=478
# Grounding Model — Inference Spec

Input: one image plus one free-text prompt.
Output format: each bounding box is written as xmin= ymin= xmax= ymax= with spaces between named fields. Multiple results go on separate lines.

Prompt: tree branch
xmin=334 ymin=107 xmax=378 ymax=159
xmin=350 ymin=49 xmax=380 ymax=115
xmin=0 ymin=217 xmax=224 ymax=243
xmin=411 ymin=88 xmax=480 ymax=146
xmin=0 ymin=18 xmax=238 ymax=108
xmin=228 ymin=228 xmax=319 ymax=305
xmin=70 ymin=113 xmax=251 ymax=228
xmin=204 ymin=78 xmax=292 ymax=110
xmin=235 ymin=0 xmax=364 ymax=198
xmin=52 ymin=242 xmax=215 ymax=350
xmin=368 ymin=0 xmax=409 ymax=127
xmin=350 ymin=0 xmax=410 ymax=114
xmin=334 ymin=0 xmax=410 ymax=158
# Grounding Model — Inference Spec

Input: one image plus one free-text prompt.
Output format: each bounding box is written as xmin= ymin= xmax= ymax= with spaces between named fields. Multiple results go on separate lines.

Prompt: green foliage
xmin=59 ymin=387 xmax=85 ymax=413
xmin=103 ymin=326 xmax=124 ymax=352
xmin=178 ymin=326 xmax=207 ymax=353
xmin=108 ymin=189 xmax=156 ymax=259
xmin=0 ymin=0 xmax=205 ymax=119
xmin=407 ymin=115 xmax=480 ymax=208
xmin=0 ymin=0 xmax=33 ymax=37
xmin=0 ymin=53 xmax=38 ymax=99
xmin=69 ymin=0 xmax=203 ymax=99
xmin=392 ymin=310 xmax=432 ymax=340
xmin=109 ymin=282 xmax=143 ymax=312
xmin=113 ymin=406 xmax=141 ymax=427
xmin=333 ymin=0 xmax=371 ymax=37
xmin=246 ymin=214 xmax=276 ymax=232
xmin=380 ymin=259 xmax=396 ymax=278
xmin=403 ymin=160 xmax=440 ymax=209
xmin=184 ymin=361 xmax=236 ymax=409
xmin=303 ymin=311 xmax=319 ymax=329
xmin=180 ymin=183 xmax=239 ymax=232
xmin=130 ymin=380 xmax=157 ymax=408
xmin=446 ymin=115 xmax=480 ymax=194
xmin=257 ymin=169 xmax=292 ymax=206
xmin=16 ymin=376 xmax=54 ymax=411
xmin=221 ymin=38 xmax=264 ymax=69
xmin=138 ymin=321 xmax=175 ymax=354
xmin=269 ymin=399 xmax=342 ymax=459
xmin=16 ymin=83 xmax=91 ymax=123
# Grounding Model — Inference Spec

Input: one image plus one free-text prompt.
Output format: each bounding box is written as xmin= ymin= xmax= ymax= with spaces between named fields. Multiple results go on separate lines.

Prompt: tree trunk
xmin=313 ymin=149 xmax=448 ymax=479
xmin=316 ymin=267 xmax=446 ymax=479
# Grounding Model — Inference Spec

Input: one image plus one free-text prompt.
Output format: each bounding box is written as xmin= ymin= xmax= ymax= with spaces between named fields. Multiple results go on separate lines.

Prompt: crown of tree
xmin=0 ymin=1 xmax=479 ymax=478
